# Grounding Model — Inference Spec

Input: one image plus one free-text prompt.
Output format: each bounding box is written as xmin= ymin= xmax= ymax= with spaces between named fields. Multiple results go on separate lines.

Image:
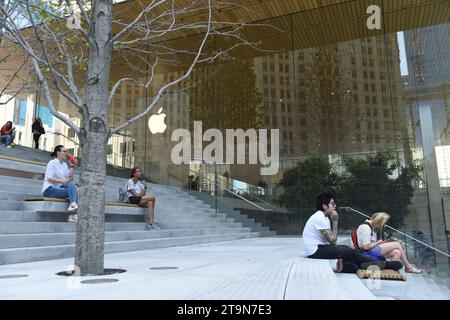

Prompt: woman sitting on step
xmin=127 ymin=167 xmax=158 ymax=231
xmin=42 ymin=145 xmax=79 ymax=222
xmin=353 ymin=212 xmax=422 ymax=274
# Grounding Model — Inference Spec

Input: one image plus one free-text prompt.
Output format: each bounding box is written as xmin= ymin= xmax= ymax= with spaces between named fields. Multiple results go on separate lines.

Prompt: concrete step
xmin=0 ymin=191 xmax=40 ymax=201
xmin=0 ymin=181 xmax=190 ymax=196
xmin=0 ymin=200 xmax=22 ymax=210
xmin=0 ymin=177 xmax=190 ymax=190
xmin=0 ymin=158 xmax=46 ymax=174
xmin=0 ymin=209 xmax=230 ymax=222
xmin=0 ymin=232 xmax=260 ymax=265
xmin=0 ymin=188 xmax=204 ymax=207
xmin=0 ymin=227 xmax=253 ymax=249
xmin=0 ymin=158 xmax=270 ymax=266
xmin=20 ymin=201 xmax=213 ymax=215
xmin=0 ymin=221 xmax=243 ymax=234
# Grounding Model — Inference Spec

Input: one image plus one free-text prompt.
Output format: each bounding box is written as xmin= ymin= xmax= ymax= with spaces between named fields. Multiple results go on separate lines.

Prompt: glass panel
xmin=3 ymin=0 xmax=450 ymax=291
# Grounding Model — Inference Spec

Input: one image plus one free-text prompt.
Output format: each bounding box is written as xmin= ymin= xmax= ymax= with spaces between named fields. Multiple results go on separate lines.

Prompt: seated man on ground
xmin=303 ymin=192 xmax=388 ymax=273
xmin=354 ymin=212 xmax=422 ymax=274
xmin=42 ymin=145 xmax=79 ymax=222
xmin=127 ymin=167 xmax=158 ymax=231
xmin=0 ymin=121 xmax=16 ymax=147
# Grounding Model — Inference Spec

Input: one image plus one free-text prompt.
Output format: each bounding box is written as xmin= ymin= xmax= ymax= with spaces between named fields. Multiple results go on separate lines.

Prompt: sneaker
xmin=68 ymin=214 xmax=78 ymax=223
xmin=145 ymin=223 xmax=154 ymax=231
xmin=6 ymin=144 xmax=12 ymax=148
xmin=68 ymin=202 xmax=78 ymax=212
xmin=152 ymin=223 xmax=161 ymax=230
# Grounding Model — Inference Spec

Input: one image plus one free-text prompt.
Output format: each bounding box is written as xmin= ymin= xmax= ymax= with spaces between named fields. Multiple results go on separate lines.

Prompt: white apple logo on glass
xmin=148 ymin=107 xmax=167 ymax=134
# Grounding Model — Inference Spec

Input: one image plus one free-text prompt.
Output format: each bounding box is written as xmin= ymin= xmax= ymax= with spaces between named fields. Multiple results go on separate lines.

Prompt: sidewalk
xmin=0 ymin=237 xmax=372 ymax=300
xmin=2 ymin=237 xmax=447 ymax=300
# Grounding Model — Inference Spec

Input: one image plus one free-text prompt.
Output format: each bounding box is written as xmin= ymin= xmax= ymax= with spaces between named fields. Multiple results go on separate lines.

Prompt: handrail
xmin=222 ymin=188 xmax=267 ymax=211
xmin=168 ymin=163 xmax=283 ymax=212
xmin=340 ymin=206 xmax=450 ymax=258
xmin=213 ymin=174 xmax=281 ymax=212
xmin=167 ymin=163 xmax=272 ymax=212
xmin=45 ymin=131 xmax=79 ymax=146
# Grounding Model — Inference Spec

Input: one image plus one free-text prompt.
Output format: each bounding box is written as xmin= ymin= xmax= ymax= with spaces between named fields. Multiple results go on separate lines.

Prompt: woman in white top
xmin=42 ymin=145 xmax=79 ymax=222
xmin=127 ymin=167 xmax=158 ymax=231
xmin=356 ymin=212 xmax=422 ymax=274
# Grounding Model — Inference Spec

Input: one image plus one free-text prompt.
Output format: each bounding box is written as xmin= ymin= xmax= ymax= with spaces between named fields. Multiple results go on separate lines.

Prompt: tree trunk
xmin=75 ymin=0 xmax=112 ymax=276
xmin=75 ymin=133 xmax=107 ymax=275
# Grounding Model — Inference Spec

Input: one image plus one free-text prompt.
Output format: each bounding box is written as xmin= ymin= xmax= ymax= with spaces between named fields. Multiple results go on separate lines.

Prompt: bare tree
xmin=0 ymin=0 xmax=273 ymax=275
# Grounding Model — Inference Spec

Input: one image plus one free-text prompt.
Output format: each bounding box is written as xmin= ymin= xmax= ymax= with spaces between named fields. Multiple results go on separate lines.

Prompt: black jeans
xmin=33 ymin=134 xmax=41 ymax=149
xmin=309 ymin=244 xmax=377 ymax=267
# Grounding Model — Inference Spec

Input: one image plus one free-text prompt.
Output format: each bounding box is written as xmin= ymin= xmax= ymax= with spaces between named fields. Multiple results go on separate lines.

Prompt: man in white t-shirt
xmin=302 ymin=192 xmax=386 ymax=273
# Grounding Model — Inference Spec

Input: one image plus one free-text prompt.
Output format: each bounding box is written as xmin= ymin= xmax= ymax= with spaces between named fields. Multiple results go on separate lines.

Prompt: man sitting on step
xmin=303 ymin=192 xmax=393 ymax=273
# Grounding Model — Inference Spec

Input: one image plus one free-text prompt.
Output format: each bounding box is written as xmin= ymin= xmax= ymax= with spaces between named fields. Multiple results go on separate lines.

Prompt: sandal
xmin=405 ymin=264 xmax=423 ymax=274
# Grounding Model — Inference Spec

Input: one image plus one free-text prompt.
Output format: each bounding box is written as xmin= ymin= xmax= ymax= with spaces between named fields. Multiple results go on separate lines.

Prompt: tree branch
xmin=109 ymin=0 xmax=213 ymax=136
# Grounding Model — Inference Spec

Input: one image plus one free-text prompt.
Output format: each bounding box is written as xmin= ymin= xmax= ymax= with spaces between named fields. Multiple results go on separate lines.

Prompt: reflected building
xmin=256 ymin=34 xmax=405 ymax=186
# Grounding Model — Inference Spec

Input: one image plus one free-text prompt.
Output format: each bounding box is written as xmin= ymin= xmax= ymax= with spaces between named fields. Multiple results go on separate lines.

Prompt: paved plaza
xmin=3 ymin=237 xmax=442 ymax=300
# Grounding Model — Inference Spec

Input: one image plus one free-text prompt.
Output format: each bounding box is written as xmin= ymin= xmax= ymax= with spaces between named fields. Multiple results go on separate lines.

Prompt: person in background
xmin=42 ymin=145 xmax=79 ymax=222
xmin=31 ymin=116 xmax=45 ymax=149
xmin=127 ymin=167 xmax=158 ymax=231
xmin=0 ymin=121 xmax=16 ymax=148
xmin=355 ymin=212 xmax=422 ymax=274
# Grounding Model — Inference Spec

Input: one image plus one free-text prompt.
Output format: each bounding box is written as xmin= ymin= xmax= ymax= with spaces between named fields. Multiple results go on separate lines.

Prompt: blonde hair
xmin=371 ymin=212 xmax=390 ymax=228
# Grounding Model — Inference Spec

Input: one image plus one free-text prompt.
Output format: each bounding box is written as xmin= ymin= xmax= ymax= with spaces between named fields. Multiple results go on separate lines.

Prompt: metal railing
xmin=167 ymin=163 xmax=280 ymax=212
xmin=45 ymin=131 xmax=80 ymax=146
xmin=340 ymin=206 xmax=450 ymax=258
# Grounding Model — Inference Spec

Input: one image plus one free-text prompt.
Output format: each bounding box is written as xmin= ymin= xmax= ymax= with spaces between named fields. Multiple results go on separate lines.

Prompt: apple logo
xmin=148 ymin=107 xmax=167 ymax=134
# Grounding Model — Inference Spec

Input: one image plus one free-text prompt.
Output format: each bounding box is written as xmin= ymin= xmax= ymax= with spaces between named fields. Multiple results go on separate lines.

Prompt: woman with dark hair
xmin=127 ymin=167 xmax=158 ymax=231
xmin=42 ymin=145 xmax=79 ymax=222
xmin=31 ymin=117 xmax=45 ymax=149
xmin=0 ymin=121 xmax=16 ymax=147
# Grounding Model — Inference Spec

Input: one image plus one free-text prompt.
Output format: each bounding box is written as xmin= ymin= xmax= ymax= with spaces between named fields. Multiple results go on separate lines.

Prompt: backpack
xmin=118 ymin=187 xmax=128 ymax=203
xmin=345 ymin=222 xmax=384 ymax=272
xmin=351 ymin=221 xmax=373 ymax=250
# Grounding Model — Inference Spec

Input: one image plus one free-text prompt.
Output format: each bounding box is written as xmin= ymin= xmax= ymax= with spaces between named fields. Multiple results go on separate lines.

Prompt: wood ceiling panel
xmin=1 ymin=0 xmax=449 ymax=93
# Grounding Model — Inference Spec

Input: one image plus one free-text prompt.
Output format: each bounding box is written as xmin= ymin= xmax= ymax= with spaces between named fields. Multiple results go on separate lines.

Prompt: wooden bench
xmin=23 ymin=197 xmax=146 ymax=216
xmin=25 ymin=197 xmax=140 ymax=208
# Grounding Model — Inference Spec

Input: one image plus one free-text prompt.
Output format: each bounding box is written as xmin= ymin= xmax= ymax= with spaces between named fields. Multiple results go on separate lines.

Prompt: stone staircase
xmin=0 ymin=146 xmax=275 ymax=265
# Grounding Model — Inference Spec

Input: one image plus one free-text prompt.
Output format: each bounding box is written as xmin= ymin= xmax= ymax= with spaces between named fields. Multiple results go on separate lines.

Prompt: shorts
xmin=128 ymin=196 xmax=142 ymax=205
xmin=368 ymin=244 xmax=382 ymax=255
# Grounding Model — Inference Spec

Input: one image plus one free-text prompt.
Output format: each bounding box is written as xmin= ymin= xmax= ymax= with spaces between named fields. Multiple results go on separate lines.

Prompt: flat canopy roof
xmin=0 ymin=0 xmax=449 ymax=104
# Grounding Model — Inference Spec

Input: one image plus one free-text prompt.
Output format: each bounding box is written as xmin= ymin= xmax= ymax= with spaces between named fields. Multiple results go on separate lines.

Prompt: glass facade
xmin=5 ymin=1 xmax=449 ymax=278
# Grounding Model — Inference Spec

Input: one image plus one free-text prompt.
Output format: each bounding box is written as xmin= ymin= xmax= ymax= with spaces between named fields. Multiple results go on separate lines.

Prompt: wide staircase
xmin=0 ymin=146 xmax=275 ymax=265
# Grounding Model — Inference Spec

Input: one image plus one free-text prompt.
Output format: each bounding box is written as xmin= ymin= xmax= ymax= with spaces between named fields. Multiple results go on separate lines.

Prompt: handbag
xmin=118 ymin=188 xmax=127 ymax=203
